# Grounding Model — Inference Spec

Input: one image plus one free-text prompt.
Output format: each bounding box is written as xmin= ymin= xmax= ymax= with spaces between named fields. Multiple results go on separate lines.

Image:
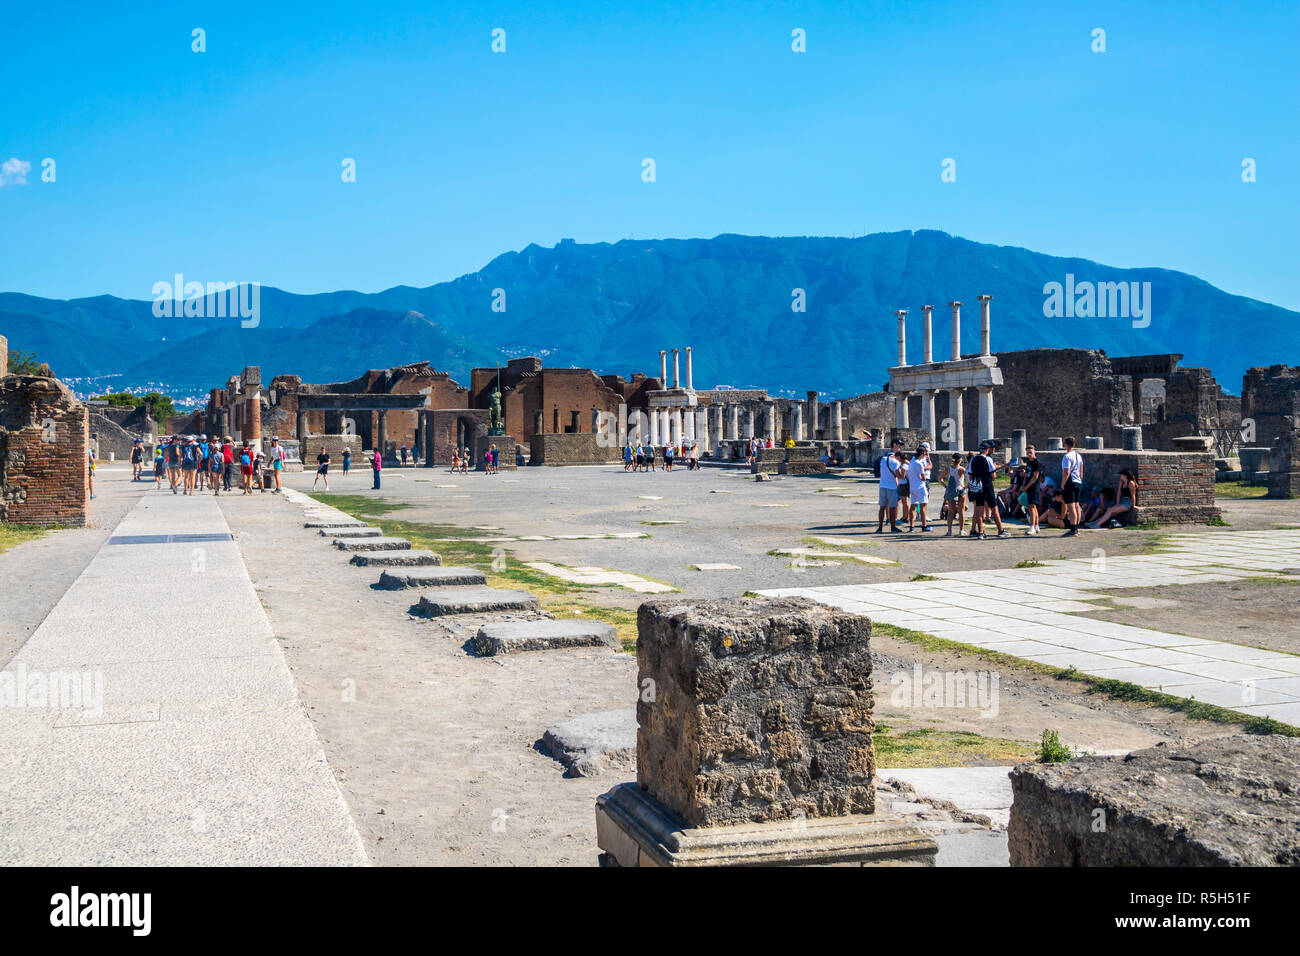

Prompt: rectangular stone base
xmin=595 ymin=783 xmax=937 ymax=867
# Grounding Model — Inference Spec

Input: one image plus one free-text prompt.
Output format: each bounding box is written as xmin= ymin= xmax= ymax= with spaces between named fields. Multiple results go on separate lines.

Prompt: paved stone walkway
xmin=760 ymin=529 xmax=1300 ymax=725
xmin=0 ymin=491 xmax=367 ymax=865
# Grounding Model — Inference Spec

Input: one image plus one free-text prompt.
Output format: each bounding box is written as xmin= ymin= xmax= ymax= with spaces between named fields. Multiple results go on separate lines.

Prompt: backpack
xmin=240 ymin=451 xmax=251 ymax=468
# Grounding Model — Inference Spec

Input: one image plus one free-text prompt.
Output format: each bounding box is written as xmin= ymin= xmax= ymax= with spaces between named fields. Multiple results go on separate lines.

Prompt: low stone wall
xmin=1009 ymin=736 xmax=1300 ymax=866
xmin=303 ymin=434 xmax=363 ymax=469
xmin=1035 ymin=448 xmax=1220 ymax=524
xmin=529 ymin=433 xmax=621 ymax=466
xmin=1 ymin=375 xmax=90 ymax=527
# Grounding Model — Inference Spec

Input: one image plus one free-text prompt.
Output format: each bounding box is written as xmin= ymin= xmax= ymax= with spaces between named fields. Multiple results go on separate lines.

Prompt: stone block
xmin=349 ymin=549 xmax=440 ymax=567
xmin=474 ymin=618 xmax=620 ymax=655
xmin=542 ymin=709 xmax=637 ymax=777
xmin=413 ymin=586 xmax=539 ymax=616
xmin=377 ymin=566 xmax=484 ymax=589
xmin=1008 ymin=736 xmax=1300 ymax=866
xmin=333 ymin=536 xmax=411 ymax=551
xmin=635 ymin=597 xmax=876 ymax=829
xmin=304 ymin=519 xmax=368 ymax=529
xmin=320 ymin=526 xmax=381 ymax=538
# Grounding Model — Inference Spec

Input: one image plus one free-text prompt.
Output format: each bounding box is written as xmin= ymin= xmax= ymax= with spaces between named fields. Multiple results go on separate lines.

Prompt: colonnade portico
xmin=887 ymin=295 xmax=1002 ymax=450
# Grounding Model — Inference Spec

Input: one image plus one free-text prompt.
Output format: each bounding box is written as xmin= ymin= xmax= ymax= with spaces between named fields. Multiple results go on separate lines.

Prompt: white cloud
xmin=0 ymin=157 xmax=32 ymax=186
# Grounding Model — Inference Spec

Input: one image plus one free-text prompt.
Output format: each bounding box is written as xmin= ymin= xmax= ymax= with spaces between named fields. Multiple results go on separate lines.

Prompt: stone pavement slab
xmin=377 ymin=566 xmax=486 ymax=589
xmin=0 ymin=492 xmax=367 ymax=865
xmin=349 ymin=549 xmax=440 ymax=567
xmin=414 ymin=587 xmax=540 ymax=616
xmin=474 ymin=619 xmax=621 ymax=656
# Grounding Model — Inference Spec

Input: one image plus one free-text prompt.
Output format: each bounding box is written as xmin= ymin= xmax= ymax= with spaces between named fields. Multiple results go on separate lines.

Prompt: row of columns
xmin=894 ymin=296 xmax=994 ymax=368
xmin=656 ymin=347 xmax=694 ymax=390
xmin=625 ymin=401 xmax=845 ymax=448
xmin=893 ymin=387 xmax=993 ymax=448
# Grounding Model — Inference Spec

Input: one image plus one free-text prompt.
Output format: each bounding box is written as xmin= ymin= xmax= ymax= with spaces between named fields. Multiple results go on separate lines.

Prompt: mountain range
xmin=3 ymin=231 xmax=1295 ymax=398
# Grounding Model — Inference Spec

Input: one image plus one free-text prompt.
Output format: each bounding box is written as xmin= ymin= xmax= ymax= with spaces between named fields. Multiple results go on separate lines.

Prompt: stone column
xmin=684 ymin=407 xmax=695 ymax=442
xmin=949 ymin=301 xmax=962 ymax=361
xmin=921 ymin=389 xmax=936 ymax=443
xmin=713 ymin=405 xmax=724 ymax=448
xmin=534 ymin=409 xmax=544 ymax=435
xmin=894 ymin=391 xmax=910 ymax=429
xmin=895 ymin=310 xmax=908 ymax=366
xmin=296 ymin=410 xmax=308 ymax=442
xmin=659 ymin=350 xmax=667 ymax=385
xmin=831 ymin=401 xmax=843 ymax=441
xmin=424 ymin=411 xmax=436 ymax=465
xmin=791 ymin=403 xmax=804 ymax=441
xmin=977 ymin=387 xmax=994 ymax=443
xmin=618 ymin=403 xmax=628 ymax=447
xmin=728 ymin=404 xmax=740 ymax=440
xmin=695 ymin=408 xmax=708 ymax=451
xmin=1046 ymin=437 xmax=1064 ymax=450
xmin=671 ymin=409 xmax=683 ymax=447
xmin=1011 ymin=429 xmax=1027 ymax=461
xmin=766 ymin=403 xmax=777 ymax=442
xmin=685 ymin=347 xmax=694 ymax=391
xmin=746 ymin=407 xmax=755 ymax=439
xmin=978 ymin=294 xmax=992 ymax=357
xmin=806 ymin=391 xmax=819 ymax=441
xmin=649 ymin=407 xmax=660 ymax=445
xmin=921 ymin=305 xmax=934 ymax=363
xmin=1122 ymin=426 xmax=1143 ymax=451
xmin=245 ymin=396 xmax=261 ymax=451
xmin=377 ymin=409 xmax=388 ymax=461
xmin=672 ymin=349 xmax=680 ymax=388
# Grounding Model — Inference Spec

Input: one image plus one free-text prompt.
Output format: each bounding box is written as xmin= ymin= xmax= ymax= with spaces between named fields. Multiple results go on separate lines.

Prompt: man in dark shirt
xmin=968 ymin=440 xmax=1010 ymax=539
xmin=1022 ymin=445 xmax=1043 ymax=535
xmin=313 ymin=450 xmax=331 ymax=491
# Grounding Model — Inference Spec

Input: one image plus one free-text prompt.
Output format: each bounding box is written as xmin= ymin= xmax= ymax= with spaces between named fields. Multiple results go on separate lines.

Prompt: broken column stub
xmin=595 ymin=597 xmax=935 ymax=866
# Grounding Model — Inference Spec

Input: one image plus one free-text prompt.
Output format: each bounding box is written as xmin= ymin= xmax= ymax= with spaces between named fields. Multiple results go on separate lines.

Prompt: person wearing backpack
xmin=181 ymin=437 xmax=200 ymax=495
xmin=209 ymin=441 xmax=224 ymax=495
xmin=221 ymin=438 xmax=235 ymax=491
xmin=968 ymin=440 xmax=1011 ymax=539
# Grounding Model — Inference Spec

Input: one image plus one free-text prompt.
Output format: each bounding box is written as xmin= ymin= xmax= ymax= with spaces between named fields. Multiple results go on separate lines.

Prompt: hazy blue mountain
xmin=4 ymin=231 xmax=1296 ymax=396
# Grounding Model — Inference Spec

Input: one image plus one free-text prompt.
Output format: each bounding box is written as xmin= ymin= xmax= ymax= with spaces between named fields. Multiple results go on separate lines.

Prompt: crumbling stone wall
xmin=528 ymin=432 xmax=621 ymax=465
xmin=1242 ymin=364 xmax=1300 ymax=451
xmin=1009 ymin=736 xmax=1300 ymax=866
xmin=1267 ymin=394 xmax=1300 ymax=499
xmin=1 ymin=375 xmax=89 ymax=527
xmin=635 ymin=597 xmax=876 ymax=827
xmin=1035 ymin=448 xmax=1220 ymax=524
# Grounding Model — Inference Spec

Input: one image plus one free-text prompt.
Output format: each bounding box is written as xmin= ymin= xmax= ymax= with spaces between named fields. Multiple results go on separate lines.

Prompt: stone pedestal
xmin=1010 ymin=429 xmax=1027 ymax=460
xmin=1084 ymin=435 xmax=1105 ymax=450
xmin=595 ymin=597 xmax=936 ymax=867
xmin=1122 ymin=426 xmax=1143 ymax=451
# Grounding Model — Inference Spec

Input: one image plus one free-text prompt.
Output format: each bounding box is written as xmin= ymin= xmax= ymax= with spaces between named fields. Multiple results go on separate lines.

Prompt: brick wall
xmin=528 ymin=432 xmax=622 ymax=465
xmin=1 ymin=375 xmax=90 ymax=527
xmin=1035 ymin=448 xmax=1220 ymax=525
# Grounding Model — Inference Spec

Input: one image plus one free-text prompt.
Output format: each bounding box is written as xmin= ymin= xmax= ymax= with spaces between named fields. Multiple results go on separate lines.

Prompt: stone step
xmin=321 ymin=526 xmax=382 ymax=538
xmin=334 ymin=537 xmax=411 ymax=551
xmin=350 ymin=550 xmax=440 ymax=568
xmin=413 ymin=587 xmax=539 ymax=617
xmin=377 ymin=566 xmax=485 ymax=589
xmin=304 ymin=519 xmax=369 ymax=529
xmin=541 ymin=709 xmax=637 ymax=777
xmin=474 ymin=618 xmax=620 ymax=656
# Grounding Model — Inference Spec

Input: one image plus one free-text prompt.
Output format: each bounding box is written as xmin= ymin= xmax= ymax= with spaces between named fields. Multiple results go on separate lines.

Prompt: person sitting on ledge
xmin=1088 ymin=470 xmax=1139 ymax=528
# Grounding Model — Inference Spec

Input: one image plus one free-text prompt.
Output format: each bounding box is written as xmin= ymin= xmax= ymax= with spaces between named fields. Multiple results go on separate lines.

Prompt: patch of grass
xmin=1132 ymin=520 xmax=1161 ymax=531
xmin=1013 ymin=558 xmax=1045 ymax=569
xmin=911 ymin=573 xmax=939 ymax=582
xmin=1037 ymin=729 xmax=1076 ymax=763
xmin=539 ymin=599 xmax=639 ymax=652
xmin=309 ymin=494 xmax=411 ymax=516
xmin=872 ymin=622 xmax=1300 ymax=736
xmin=639 ymin=520 xmax=680 ymax=526
xmin=0 ymin=522 xmax=52 ymax=555
xmin=874 ymin=723 xmax=1037 ymax=768
xmin=1205 ymin=515 xmax=1231 ymax=527
xmin=1213 ymin=483 xmax=1269 ymax=500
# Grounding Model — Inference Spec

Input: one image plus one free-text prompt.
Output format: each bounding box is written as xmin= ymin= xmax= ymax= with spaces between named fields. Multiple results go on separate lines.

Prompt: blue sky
xmin=2 ymin=0 xmax=1297 ymax=309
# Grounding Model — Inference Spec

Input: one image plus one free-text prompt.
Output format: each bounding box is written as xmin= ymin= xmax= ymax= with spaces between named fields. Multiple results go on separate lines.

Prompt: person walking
xmin=181 ymin=437 xmax=200 ymax=495
xmin=253 ymin=451 xmax=266 ymax=492
xmin=209 ymin=442 xmax=224 ymax=495
xmin=1060 ymin=436 xmax=1085 ymax=537
xmin=166 ymin=437 xmax=182 ymax=493
xmin=342 ymin=447 xmax=352 ymax=476
xmin=943 ymin=454 xmax=968 ymax=536
xmin=663 ymin=442 xmax=674 ymax=472
xmin=372 ymin=448 xmax=382 ymax=489
xmin=313 ymin=449 xmax=331 ymax=491
xmin=875 ymin=439 xmax=904 ymax=534
xmin=88 ymin=447 xmax=96 ymax=500
xmin=130 ymin=439 xmax=144 ymax=481
xmin=624 ymin=443 xmax=633 ymax=472
xmin=268 ymin=436 xmax=285 ymax=493
xmin=400 ymin=444 xmax=409 ymax=467
xmin=222 ymin=437 xmax=234 ymax=491
xmin=906 ymin=445 xmax=933 ymax=532
xmin=968 ymin=440 xmax=1011 ymax=539
xmin=239 ymin=444 xmax=253 ymax=494
xmin=153 ymin=442 xmax=166 ymax=490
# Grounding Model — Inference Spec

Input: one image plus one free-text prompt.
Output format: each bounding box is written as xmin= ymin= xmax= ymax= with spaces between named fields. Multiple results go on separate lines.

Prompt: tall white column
xmin=922 ymin=304 xmax=934 ymax=363
xmin=659 ymin=350 xmax=667 ymax=384
xmin=671 ymin=409 xmax=683 ymax=447
xmin=791 ymin=403 xmax=804 ymax=441
xmin=948 ymin=389 xmax=964 ymax=450
xmin=695 ymin=407 xmax=707 ymax=450
xmin=729 ymin=404 xmax=740 ymax=439
xmin=713 ymin=406 xmax=725 ymax=447
xmin=921 ymin=389 xmax=936 ymax=443
xmin=684 ymin=407 xmax=695 ymax=441
xmin=765 ymin=404 xmax=776 ymax=442
xmin=978 ymin=294 xmax=993 ymax=356
xmin=895 ymin=391 xmax=910 ymax=429
xmin=831 ymin=401 xmax=843 ymax=441
xmin=685 ymin=347 xmax=694 ymax=391
xmin=672 ymin=349 xmax=680 ymax=388
xmin=977 ymin=386 xmax=994 ymax=442
xmin=617 ymin=403 xmax=628 ymax=446
xmin=895 ymin=309 xmax=908 ymax=366
xmin=649 ymin=407 xmax=660 ymax=445
xmin=662 ymin=409 xmax=672 ymax=445
xmin=949 ymin=301 xmax=962 ymax=361
xmin=746 ymin=407 xmax=755 ymax=438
